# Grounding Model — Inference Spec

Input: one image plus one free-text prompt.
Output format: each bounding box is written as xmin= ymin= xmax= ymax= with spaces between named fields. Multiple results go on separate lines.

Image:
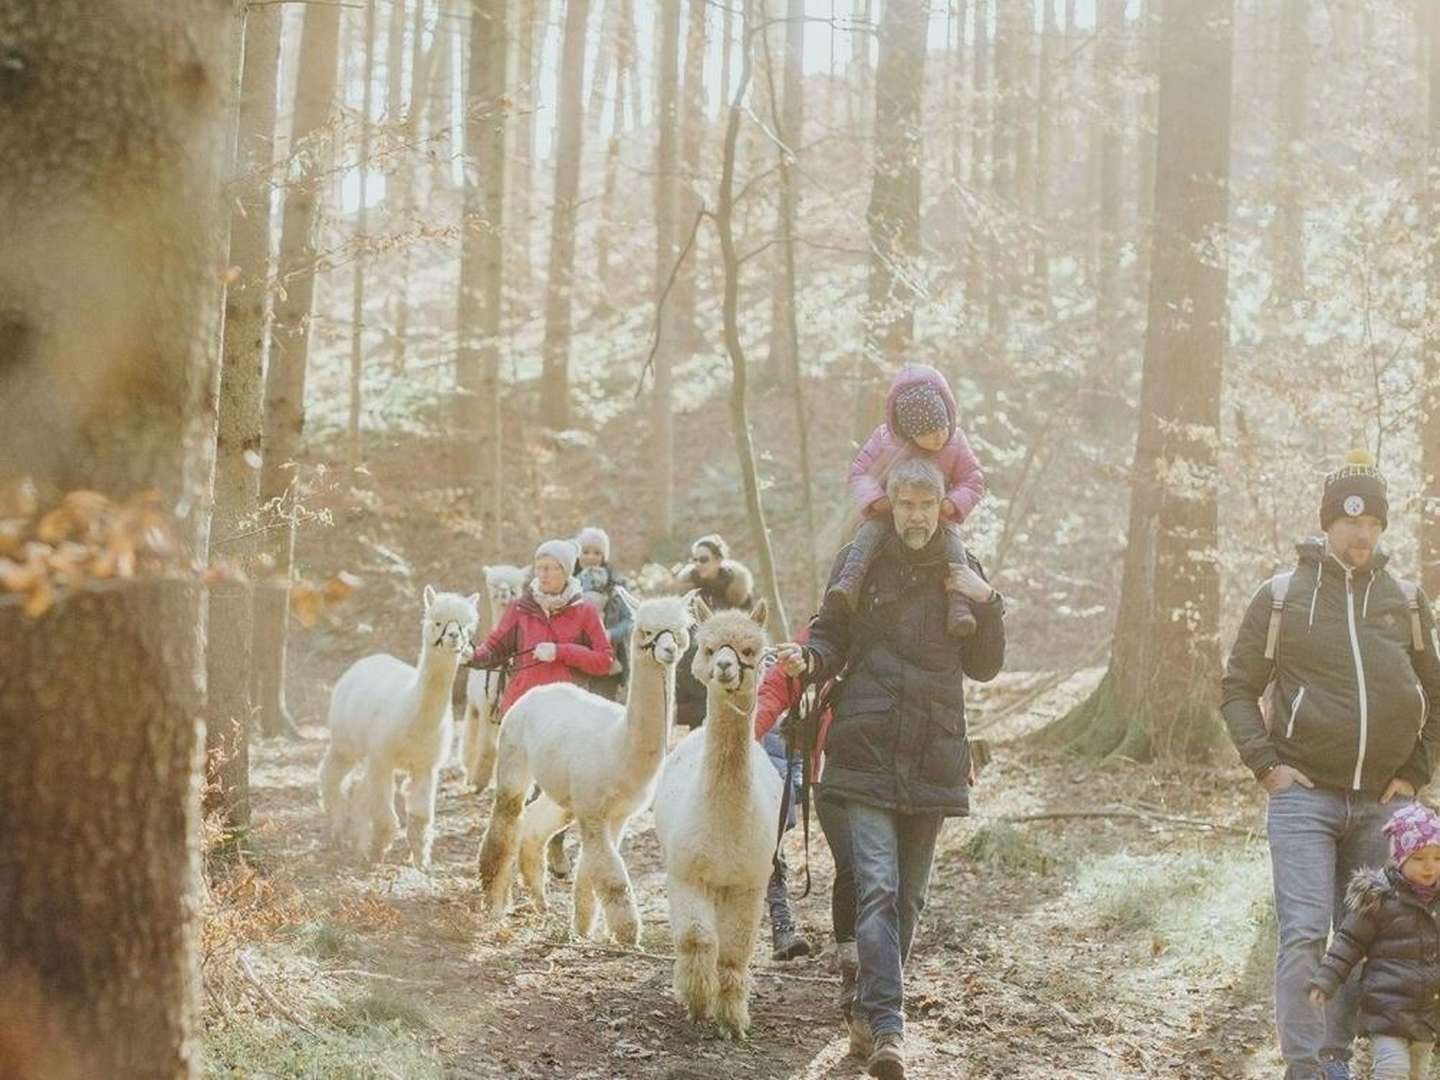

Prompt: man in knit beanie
xmin=1221 ymin=449 xmax=1440 ymax=1080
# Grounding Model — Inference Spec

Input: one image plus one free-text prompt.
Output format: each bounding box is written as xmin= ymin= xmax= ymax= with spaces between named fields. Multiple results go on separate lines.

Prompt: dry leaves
xmin=290 ymin=572 xmax=363 ymax=627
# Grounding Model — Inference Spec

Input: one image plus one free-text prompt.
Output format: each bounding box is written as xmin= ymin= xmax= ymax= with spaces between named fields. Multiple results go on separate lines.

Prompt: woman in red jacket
xmin=465 ymin=537 xmax=615 ymax=717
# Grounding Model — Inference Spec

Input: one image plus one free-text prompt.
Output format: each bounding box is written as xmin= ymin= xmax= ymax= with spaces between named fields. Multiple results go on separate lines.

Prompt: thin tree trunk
xmin=1136 ymin=0 xmax=1158 ymax=298
xmin=1271 ymin=0 xmax=1307 ymax=300
xmin=596 ymin=0 xmax=632 ymax=300
xmin=673 ymin=0 xmax=709 ymax=345
xmin=1033 ymin=0 xmax=1055 ymax=304
xmin=717 ymin=0 xmax=790 ymax=639
xmin=539 ymin=0 xmax=592 ymax=429
xmin=390 ymin=0 xmax=424 ymax=373
xmin=967 ymin=0 xmax=989 ymax=314
xmin=349 ymin=0 xmax=378 ymax=467
xmin=1095 ymin=0 xmax=1124 ymax=366
xmin=951 ymin=0 xmax=969 ymax=189
xmin=512 ymin=0 xmax=544 ymax=302
xmin=1043 ymin=0 xmax=1234 ymax=761
xmin=1424 ymin=1 xmax=1440 ymax=600
xmin=256 ymin=0 xmax=343 ymax=739
xmin=855 ymin=0 xmax=928 ymax=443
xmin=587 ymin=0 xmax=616 ymax=141
xmin=0 ymin=3 xmax=239 ymax=1072
xmin=458 ymin=0 xmax=508 ymax=552
xmin=426 ymin=0 xmax=455 ymax=197
xmin=986 ymin=0 xmax=1009 ymax=337
xmin=208 ymin=0 xmax=284 ymax=831
xmin=651 ymin=0 xmax=682 ymax=548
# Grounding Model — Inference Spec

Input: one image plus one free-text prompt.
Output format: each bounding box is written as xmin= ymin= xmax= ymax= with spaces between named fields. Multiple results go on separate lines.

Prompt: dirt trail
xmin=203 ymin=661 xmax=1288 ymax=1080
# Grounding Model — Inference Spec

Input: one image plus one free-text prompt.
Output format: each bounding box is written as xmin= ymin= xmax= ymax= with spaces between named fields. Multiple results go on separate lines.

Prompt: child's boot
xmin=825 ymin=518 xmax=887 ymax=611
xmin=767 ymin=860 xmax=811 ymax=961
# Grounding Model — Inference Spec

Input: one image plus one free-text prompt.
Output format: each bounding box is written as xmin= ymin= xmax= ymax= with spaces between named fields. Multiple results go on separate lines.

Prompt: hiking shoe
xmin=771 ymin=921 xmax=812 ymax=961
xmin=1318 ymin=1059 xmax=1351 ymax=1080
xmin=846 ymin=1013 xmax=873 ymax=1060
xmin=866 ymin=1032 xmax=905 ymax=1080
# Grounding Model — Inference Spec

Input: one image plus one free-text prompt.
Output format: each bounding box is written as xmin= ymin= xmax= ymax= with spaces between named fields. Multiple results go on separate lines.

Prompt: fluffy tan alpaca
xmin=651 ymin=599 xmax=781 ymax=1038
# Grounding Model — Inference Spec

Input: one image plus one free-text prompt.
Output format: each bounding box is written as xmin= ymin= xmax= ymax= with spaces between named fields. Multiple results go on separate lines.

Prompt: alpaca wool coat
xmin=1309 ymin=865 xmax=1440 ymax=1042
xmin=848 ymin=365 xmax=986 ymax=521
xmin=468 ymin=592 xmax=614 ymax=716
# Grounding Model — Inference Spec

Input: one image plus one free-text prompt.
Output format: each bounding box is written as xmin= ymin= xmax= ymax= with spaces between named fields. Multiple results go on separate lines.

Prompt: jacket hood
xmin=1295 ymin=537 xmax=1390 ymax=574
xmin=884 ymin=364 xmax=957 ymax=440
xmin=1346 ymin=865 xmax=1392 ymax=914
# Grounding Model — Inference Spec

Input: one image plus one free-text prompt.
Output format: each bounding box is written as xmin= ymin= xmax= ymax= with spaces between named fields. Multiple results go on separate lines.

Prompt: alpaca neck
xmin=702 ymin=683 xmax=756 ymax=796
xmin=621 ymin=648 xmax=674 ymax=785
xmin=409 ymin=642 xmax=459 ymax=730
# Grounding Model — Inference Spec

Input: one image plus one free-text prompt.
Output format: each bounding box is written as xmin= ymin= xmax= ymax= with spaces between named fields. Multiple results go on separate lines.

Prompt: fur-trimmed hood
xmin=679 ymin=557 xmax=755 ymax=611
xmin=1346 ymin=865 xmax=1395 ymax=915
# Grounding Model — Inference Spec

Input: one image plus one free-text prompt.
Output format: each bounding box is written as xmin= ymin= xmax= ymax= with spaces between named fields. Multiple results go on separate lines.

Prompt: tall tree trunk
xmin=966 ymin=0 xmax=989 ymax=314
xmin=349 ymin=0 xmax=378 ymax=466
xmin=1042 ymin=0 xmax=1234 ymax=761
xmin=651 ymin=0 xmax=682 ymax=548
xmin=539 ymin=0 xmax=591 ymax=429
xmin=255 ymin=1 xmax=342 ymax=739
xmin=1135 ymin=0 xmax=1158 ymax=299
xmin=459 ymin=0 xmax=508 ymax=553
xmin=854 ymin=0 xmax=874 ymax=139
xmin=1011 ymin=0 xmax=1032 ymax=220
xmin=673 ymin=0 xmax=709 ymax=345
xmin=426 ymin=0 xmax=456 ymax=197
xmin=512 ymin=0 xmax=545 ymax=303
xmin=986 ymin=0 xmax=1010 ymax=337
xmin=951 ymin=0 xmax=969 ymax=188
xmin=1271 ymin=0 xmax=1307 ymax=300
xmin=390 ymin=0 xmax=423 ymax=373
xmin=0 ymin=2 xmax=239 ymax=1073
xmin=596 ymin=0 xmax=633 ymax=300
xmin=208 ymin=0 xmax=284 ymax=831
xmin=1033 ymin=0 xmax=1055 ymax=303
xmin=717 ymin=0 xmax=790 ymax=640
xmin=1061 ymin=0 xmax=1076 ymax=177
xmin=854 ymin=0 xmax=928 ymax=443
xmin=1424 ymin=2 xmax=1440 ymax=600
xmin=586 ymin=0 xmax=617 ymax=141
xmin=1092 ymin=0 xmax=1124 ymax=390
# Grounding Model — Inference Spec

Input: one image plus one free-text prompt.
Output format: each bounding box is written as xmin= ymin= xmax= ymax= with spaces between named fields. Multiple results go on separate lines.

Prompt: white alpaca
xmin=476 ymin=594 xmax=693 ymax=943
xmin=320 ymin=586 xmax=479 ymax=871
xmin=652 ymin=599 xmax=781 ymax=1038
xmin=460 ymin=564 xmax=527 ymax=790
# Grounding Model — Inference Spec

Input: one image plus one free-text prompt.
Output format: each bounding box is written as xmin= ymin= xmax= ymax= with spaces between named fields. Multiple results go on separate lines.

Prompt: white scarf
xmin=530 ymin=576 xmax=581 ymax=617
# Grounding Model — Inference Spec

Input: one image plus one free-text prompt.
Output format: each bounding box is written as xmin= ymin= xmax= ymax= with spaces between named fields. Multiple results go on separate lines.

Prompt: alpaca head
xmin=422 ymin=585 xmax=480 ymax=656
xmin=690 ymin=597 xmax=768 ymax=694
xmin=628 ymin=593 xmax=693 ymax=667
xmin=482 ymin=564 xmax=527 ymax=609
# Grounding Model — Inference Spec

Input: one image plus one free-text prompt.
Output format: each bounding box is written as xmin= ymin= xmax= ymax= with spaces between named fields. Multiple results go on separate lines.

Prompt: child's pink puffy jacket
xmin=847 ymin=364 xmax=986 ymax=520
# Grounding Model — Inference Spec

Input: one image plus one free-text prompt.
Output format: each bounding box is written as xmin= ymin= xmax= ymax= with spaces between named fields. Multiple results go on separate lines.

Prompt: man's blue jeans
xmin=1267 ymin=784 xmax=1404 ymax=1079
xmin=844 ymin=799 xmax=943 ymax=1038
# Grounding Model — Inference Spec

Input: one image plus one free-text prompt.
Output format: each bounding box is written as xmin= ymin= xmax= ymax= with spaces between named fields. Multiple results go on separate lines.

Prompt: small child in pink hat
xmin=1309 ymin=802 xmax=1440 ymax=1080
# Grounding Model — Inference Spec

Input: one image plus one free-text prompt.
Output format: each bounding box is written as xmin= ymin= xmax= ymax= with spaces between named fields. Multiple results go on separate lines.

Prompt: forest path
xmin=204 ymin=666 xmax=1289 ymax=1079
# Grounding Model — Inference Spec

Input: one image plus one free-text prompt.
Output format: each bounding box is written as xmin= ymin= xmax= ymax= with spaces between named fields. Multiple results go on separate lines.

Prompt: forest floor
xmin=201 ymin=659 xmax=1309 ymax=1080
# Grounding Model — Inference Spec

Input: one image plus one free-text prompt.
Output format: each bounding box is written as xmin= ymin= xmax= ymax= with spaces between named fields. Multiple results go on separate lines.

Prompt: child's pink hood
xmin=885 ymin=364 xmax=958 ymax=439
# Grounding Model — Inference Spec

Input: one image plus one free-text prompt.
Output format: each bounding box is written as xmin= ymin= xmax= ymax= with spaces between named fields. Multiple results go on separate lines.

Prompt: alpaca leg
xmin=589 ymin=813 xmax=641 ymax=945
xmin=363 ymin=765 xmax=401 ymax=864
xmin=460 ymin=702 xmax=482 ymax=787
xmin=404 ymin=765 xmax=439 ymax=872
xmin=318 ymin=746 xmax=355 ymax=844
xmin=668 ymin=879 xmax=719 ymax=1022
xmin=473 ymin=713 xmax=501 ymax=792
xmin=517 ymin=793 xmax=571 ymax=914
xmin=476 ymin=741 xmax=529 ymax=916
xmin=714 ymin=886 xmax=765 ymax=1039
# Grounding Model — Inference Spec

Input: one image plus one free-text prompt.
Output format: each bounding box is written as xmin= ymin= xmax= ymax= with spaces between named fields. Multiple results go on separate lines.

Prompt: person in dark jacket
xmin=576 ymin=525 xmax=632 ymax=702
xmin=775 ymin=457 xmax=1005 ymax=1080
xmin=1309 ymin=802 xmax=1440 ymax=1080
xmin=1221 ymin=451 xmax=1440 ymax=1080
xmin=673 ymin=534 xmax=756 ymax=729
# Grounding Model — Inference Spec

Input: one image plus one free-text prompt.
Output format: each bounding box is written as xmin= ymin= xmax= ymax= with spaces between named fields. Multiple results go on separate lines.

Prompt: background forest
xmin=1 ymin=0 xmax=1438 ymax=1077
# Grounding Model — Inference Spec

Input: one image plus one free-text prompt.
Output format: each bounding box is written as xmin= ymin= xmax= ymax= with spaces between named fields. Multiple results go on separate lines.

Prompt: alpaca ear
xmin=686 ymin=590 xmax=712 ymax=624
xmin=749 ymin=599 xmax=768 ymax=628
xmin=465 ymin=592 xmax=481 ymax=612
xmin=423 ymin=584 xmax=437 ymax=608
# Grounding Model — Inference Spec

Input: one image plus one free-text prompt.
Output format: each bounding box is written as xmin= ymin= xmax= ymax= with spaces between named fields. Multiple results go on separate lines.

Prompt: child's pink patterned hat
xmin=1383 ymin=802 xmax=1440 ymax=866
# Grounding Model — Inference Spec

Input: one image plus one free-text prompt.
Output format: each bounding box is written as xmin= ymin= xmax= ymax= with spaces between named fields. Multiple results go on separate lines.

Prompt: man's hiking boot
xmin=946 ymin=590 xmax=977 ymax=638
xmin=867 ymin=1032 xmax=905 ymax=1080
xmin=847 ymin=1013 xmax=874 ymax=1060
xmin=547 ymin=833 xmax=571 ymax=880
xmin=1318 ymin=1059 xmax=1351 ymax=1080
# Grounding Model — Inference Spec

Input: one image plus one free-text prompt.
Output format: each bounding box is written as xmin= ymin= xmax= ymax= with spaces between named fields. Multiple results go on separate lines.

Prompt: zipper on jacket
xmin=1337 ymin=561 xmax=1371 ymax=791
xmin=1419 ymin=681 xmax=1430 ymax=736
xmin=1286 ymin=686 xmax=1307 ymax=740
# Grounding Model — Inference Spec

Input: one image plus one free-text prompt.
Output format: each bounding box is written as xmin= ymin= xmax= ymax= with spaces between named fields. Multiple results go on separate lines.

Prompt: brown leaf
xmin=22 ymin=580 xmax=53 ymax=618
xmin=3 ymin=478 xmax=38 ymax=519
xmin=322 ymin=571 xmax=362 ymax=605
xmin=0 ymin=520 xmax=23 ymax=558
xmin=291 ymin=582 xmax=323 ymax=627
xmin=61 ymin=490 xmax=112 ymax=534
xmin=36 ymin=508 xmax=73 ymax=544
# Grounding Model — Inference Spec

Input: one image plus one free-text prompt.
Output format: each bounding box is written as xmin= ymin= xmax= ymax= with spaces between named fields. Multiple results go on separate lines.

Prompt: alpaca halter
xmin=639 ymin=629 xmax=680 ymax=659
xmin=708 ymin=643 xmax=757 ymax=691
xmin=431 ymin=619 xmax=471 ymax=650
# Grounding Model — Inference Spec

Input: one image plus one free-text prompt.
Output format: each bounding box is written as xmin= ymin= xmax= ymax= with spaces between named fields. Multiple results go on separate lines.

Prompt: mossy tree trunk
xmin=0 ymin=1 xmax=239 ymax=1073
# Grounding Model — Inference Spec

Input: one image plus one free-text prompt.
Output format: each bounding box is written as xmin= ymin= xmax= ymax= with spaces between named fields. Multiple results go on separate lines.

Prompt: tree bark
xmin=1424 ymin=1 xmax=1440 ymax=600
xmin=349 ymin=0 xmax=378 ymax=467
xmin=854 ymin=0 xmax=928 ymax=443
xmin=1135 ymin=0 xmax=1158 ymax=299
xmin=986 ymin=0 xmax=1010 ymax=336
xmin=391 ymin=0 xmax=435 ymax=373
xmin=207 ymin=0 xmax=284 ymax=831
xmin=539 ymin=0 xmax=592 ymax=429
xmin=586 ymin=0 xmax=617 ymax=141
xmin=652 ymin=0 xmax=682 ymax=548
xmin=458 ymin=0 xmax=508 ymax=554
xmin=596 ymin=0 xmax=634 ymax=300
xmin=0 ymin=2 xmax=239 ymax=1073
xmin=673 ymin=0 xmax=709 ymax=345
xmin=1033 ymin=0 xmax=1055 ymax=303
xmin=966 ymin=0 xmax=989 ymax=313
xmin=1271 ymin=0 xmax=1307 ymax=300
xmin=255 ymin=0 xmax=342 ymax=739
xmin=1095 ymin=0 xmax=1124 ymax=360
xmin=512 ymin=0 xmax=546 ymax=302
xmin=1042 ymin=0 xmax=1234 ymax=761
xmin=717 ymin=0 xmax=790 ymax=640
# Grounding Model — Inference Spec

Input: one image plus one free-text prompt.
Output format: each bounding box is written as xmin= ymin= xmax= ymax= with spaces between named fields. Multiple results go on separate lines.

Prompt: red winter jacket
xmin=467 ymin=589 xmax=614 ymax=716
xmin=848 ymin=363 xmax=986 ymax=521
xmin=754 ymin=628 xmax=833 ymax=779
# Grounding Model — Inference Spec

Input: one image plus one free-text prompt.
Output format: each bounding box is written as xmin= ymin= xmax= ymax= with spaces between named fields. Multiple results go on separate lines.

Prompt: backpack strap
xmin=1396 ymin=579 xmax=1426 ymax=654
xmin=1263 ymin=571 xmax=1295 ymax=662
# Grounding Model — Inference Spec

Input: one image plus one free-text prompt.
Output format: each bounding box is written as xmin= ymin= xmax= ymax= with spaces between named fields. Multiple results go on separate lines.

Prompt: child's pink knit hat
xmin=1383 ymin=802 xmax=1440 ymax=865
